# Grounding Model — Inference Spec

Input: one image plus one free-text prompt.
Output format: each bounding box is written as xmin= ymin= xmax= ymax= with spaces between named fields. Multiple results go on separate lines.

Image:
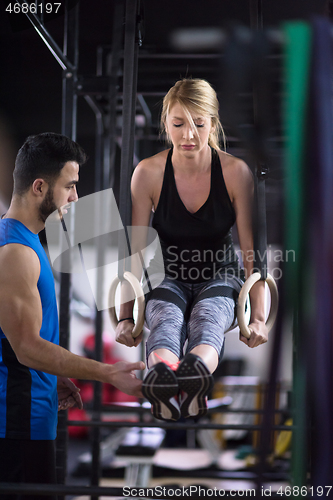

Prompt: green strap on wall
xmin=282 ymin=21 xmax=312 ymax=492
xmin=283 ymin=21 xmax=311 ymax=303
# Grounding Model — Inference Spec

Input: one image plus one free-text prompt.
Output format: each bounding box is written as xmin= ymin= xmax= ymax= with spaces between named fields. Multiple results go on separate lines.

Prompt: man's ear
xmin=32 ymin=179 xmax=48 ymax=197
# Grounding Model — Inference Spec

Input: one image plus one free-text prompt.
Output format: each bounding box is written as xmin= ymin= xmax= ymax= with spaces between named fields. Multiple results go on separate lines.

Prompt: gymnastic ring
xmin=108 ymin=271 xmax=145 ymax=339
xmin=237 ymin=272 xmax=279 ymax=340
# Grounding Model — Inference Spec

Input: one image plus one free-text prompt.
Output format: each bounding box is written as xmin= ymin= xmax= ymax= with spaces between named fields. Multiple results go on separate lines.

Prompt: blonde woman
xmin=116 ymin=79 xmax=267 ymax=421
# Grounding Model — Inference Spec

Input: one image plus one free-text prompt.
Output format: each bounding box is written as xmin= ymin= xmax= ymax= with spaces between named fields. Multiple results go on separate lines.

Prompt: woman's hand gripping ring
xmin=237 ymin=272 xmax=279 ymax=339
xmin=108 ymin=271 xmax=145 ymax=339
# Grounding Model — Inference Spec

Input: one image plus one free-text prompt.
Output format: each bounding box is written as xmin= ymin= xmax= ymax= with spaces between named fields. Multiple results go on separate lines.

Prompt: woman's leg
xmin=145 ymin=278 xmax=189 ymax=366
xmin=176 ymin=278 xmax=242 ymax=418
xmin=143 ymin=278 xmax=190 ymax=421
xmin=187 ymin=295 xmax=235 ymax=372
xmin=148 ymin=348 xmax=179 ymax=369
xmin=190 ymin=344 xmax=219 ymax=373
xmin=186 ymin=278 xmax=242 ymax=369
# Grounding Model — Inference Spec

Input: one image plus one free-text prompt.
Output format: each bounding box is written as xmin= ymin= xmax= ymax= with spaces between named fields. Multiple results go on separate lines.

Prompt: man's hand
xmin=57 ymin=376 xmax=83 ymax=411
xmin=109 ymin=360 xmax=145 ymax=397
xmin=115 ymin=320 xmax=143 ymax=347
xmin=239 ymin=319 xmax=268 ymax=348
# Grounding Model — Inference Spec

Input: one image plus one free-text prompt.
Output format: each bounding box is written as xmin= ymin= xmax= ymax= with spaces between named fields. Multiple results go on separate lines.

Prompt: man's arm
xmin=0 ymin=244 xmax=144 ymax=397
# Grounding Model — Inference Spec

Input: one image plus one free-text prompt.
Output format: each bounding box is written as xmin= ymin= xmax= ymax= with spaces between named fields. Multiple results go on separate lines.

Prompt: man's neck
xmin=4 ymin=198 xmax=44 ymax=234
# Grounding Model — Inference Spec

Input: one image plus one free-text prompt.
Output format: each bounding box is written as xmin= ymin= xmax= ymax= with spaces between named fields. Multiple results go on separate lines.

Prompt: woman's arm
xmin=224 ymin=155 xmax=268 ymax=348
xmin=115 ymin=158 xmax=156 ymax=347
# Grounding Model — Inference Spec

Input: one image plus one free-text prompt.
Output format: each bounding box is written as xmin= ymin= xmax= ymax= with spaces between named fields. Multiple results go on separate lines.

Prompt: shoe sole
xmin=142 ymin=363 xmax=180 ymax=421
xmin=177 ymin=354 xmax=213 ymax=419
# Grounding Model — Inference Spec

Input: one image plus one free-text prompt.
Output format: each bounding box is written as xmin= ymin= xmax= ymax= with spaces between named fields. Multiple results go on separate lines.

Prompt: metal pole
xmin=61 ymin=2 xmax=79 ymax=140
xmin=106 ymin=0 xmax=125 ymax=190
xmin=248 ymin=2 xmax=273 ymax=494
xmin=67 ymin=419 xmax=295 ymax=431
xmin=118 ymin=0 xmax=140 ymax=277
xmin=249 ymin=0 xmax=268 ymax=280
xmin=57 ymin=0 xmax=79 ymax=493
xmin=249 ymin=0 xmax=263 ymax=31
xmin=15 ymin=0 xmax=75 ymax=71
xmin=86 ymin=5 xmax=125 ymax=496
xmin=137 ymin=93 xmax=153 ymax=160
xmin=83 ymin=95 xmax=105 ymax=499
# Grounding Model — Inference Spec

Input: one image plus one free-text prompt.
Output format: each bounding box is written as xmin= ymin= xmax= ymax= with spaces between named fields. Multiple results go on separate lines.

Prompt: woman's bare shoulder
xmin=218 ymin=150 xmax=253 ymax=182
xmin=218 ymin=149 xmax=250 ymax=170
xmin=217 ymin=150 xmax=253 ymax=202
xmin=134 ymin=149 xmax=169 ymax=177
xmin=131 ymin=149 xmax=169 ymax=197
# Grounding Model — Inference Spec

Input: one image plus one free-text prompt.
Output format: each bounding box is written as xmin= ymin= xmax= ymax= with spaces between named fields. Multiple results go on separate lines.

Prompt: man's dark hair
xmin=13 ymin=132 xmax=87 ymax=195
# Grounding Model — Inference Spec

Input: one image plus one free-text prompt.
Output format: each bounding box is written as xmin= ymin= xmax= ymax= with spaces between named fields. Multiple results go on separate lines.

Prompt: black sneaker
xmin=176 ymin=353 xmax=214 ymax=419
xmin=142 ymin=363 xmax=180 ymax=421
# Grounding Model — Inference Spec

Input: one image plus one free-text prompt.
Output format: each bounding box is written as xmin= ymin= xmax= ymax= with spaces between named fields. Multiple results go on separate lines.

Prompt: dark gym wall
xmin=0 ymin=0 xmax=331 ymax=206
xmin=263 ymin=0 xmax=328 ymax=24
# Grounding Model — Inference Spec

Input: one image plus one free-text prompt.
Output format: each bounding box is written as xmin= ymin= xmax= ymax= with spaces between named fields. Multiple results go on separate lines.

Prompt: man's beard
xmin=39 ymin=187 xmax=58 ymax=223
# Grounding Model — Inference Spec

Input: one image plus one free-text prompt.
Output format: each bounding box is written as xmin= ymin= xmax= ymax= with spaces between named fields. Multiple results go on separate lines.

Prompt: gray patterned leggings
xmin=145 ymin=275 xmax=244 ymax=365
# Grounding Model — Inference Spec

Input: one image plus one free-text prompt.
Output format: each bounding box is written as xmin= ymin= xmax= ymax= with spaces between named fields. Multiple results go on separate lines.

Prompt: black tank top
xmin=150 ymin=148 xmax=243 ymax=284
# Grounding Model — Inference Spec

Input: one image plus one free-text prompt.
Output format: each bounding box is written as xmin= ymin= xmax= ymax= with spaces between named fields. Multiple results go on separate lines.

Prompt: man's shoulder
xmin=0 ymin=243 xmax=40 ymax=284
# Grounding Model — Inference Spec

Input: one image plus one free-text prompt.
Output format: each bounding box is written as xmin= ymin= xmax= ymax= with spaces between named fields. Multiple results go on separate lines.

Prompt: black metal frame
xmin=57 ymin=3 xmax=80 ymax=493
xmin=117 ymin=0 xmax=141 ymax=279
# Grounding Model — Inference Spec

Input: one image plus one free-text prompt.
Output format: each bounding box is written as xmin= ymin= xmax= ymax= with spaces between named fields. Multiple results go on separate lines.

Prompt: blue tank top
xmin=151 ymin=148 xmax=244 ymax=283
xmin=0 ymin=218 xmax=59 ymax=440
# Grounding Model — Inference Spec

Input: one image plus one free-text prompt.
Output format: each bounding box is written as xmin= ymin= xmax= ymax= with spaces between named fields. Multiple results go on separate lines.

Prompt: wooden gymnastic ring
xmin=237 ymin=272 xmax=279 ymax=340
xmin=108 ymin=271 xmax=145 ymax=339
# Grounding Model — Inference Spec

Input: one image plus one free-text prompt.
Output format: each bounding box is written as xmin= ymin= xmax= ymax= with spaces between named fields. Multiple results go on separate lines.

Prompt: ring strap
xmin=191 ymin=285 xmax=239 ymax=311
xmin=146 ymin=288 xmax=187 ymax=316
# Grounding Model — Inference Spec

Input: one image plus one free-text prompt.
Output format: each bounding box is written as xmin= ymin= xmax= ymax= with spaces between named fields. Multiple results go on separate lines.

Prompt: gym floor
xmin=66 ymin=436 xmax=290 ymax=499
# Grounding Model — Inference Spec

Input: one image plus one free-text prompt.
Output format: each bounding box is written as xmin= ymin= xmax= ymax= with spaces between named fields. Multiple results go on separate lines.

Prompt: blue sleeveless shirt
xmin=0 ymin=218 xmax=59 ymax=440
